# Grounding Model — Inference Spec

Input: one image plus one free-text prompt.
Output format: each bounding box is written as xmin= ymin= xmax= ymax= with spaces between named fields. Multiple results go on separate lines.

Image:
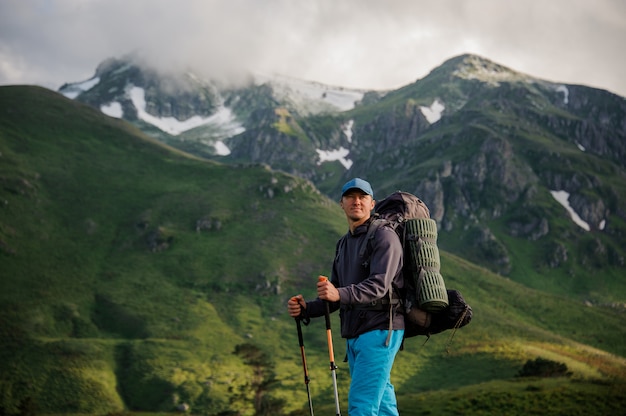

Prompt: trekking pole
xmin=292 ymin=297 xmax=315 ymax=416
xmin=318 ymin=276 xmax=341 ymax=416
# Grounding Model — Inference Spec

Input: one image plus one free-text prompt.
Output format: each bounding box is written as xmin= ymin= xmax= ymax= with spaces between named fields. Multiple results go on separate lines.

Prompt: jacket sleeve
xmin=304 ymin=297 xmax=340 ymax=319
xmin=337 ymin=226 xmax=403 ymax=305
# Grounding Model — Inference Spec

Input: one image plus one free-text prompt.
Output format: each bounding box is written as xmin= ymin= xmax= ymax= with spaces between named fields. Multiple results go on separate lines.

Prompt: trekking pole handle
xmin=318 ymin=276 xmax=333 ymax=330
xmin=292 ymin=298 xmax=306 ymax=347
xmin=318 ymin=276 xmax=337 ymax=369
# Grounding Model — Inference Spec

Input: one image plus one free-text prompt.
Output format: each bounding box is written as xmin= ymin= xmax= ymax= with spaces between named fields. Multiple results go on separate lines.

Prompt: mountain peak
xmin=442 ymin=53 xmax=530 ymax=86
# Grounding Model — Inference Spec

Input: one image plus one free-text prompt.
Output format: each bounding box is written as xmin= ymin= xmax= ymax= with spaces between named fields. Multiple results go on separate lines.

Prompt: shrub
xmin=516 ymin=358 xmax=572 ymax=378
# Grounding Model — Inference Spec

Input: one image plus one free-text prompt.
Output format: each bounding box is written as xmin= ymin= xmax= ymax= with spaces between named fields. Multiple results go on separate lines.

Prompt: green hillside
xmin=0 ymin=86 xmax=624 ymax=415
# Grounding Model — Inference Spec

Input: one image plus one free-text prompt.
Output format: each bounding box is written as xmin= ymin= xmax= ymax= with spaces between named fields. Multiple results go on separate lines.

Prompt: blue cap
xmin=341 ymin=178 xmax=374 ymax=198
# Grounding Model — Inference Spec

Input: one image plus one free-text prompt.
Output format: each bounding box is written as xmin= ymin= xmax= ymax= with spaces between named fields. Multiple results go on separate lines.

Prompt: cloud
xmin=1 ymin=0 xmax=625 ymax=96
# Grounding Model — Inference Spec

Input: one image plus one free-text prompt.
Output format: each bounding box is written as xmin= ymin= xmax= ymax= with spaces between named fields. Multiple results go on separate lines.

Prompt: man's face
xmin=340 ymin=190 xmax=375 ymax=222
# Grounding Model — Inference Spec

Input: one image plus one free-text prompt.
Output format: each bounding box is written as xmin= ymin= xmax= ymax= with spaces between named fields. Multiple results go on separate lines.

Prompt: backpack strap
xmin=357 ymin=217 xmax=400 ymax=346
xmin=343 ymin=297 xmax=401 ymax=311
xmin=336 ymin=234 xmax=347 ymax=262
xmin=358 ymin=217 xmax=388 ymax=267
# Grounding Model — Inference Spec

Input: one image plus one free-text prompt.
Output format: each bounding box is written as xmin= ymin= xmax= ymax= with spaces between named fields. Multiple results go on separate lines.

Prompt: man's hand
xmin=317 ymin=277 xmax=340 ymax=302
xmin=288 ymin=295 xmax=306 ymax=318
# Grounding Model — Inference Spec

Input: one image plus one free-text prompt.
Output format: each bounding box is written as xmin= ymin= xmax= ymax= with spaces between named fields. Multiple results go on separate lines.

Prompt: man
xmin=288 ymin=178 xmax=405 ymax=415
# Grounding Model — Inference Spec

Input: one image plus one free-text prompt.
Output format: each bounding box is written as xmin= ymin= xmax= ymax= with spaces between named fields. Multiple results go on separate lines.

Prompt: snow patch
xmin=550 ymin=190 xmax=590 ymax=231
xmin=214 ymin=141 xmax=231 ymax=156
xmin=61 ymin=77 xmax=101 ymax=99
xmin=315 ymin=119 xmax=354 ymax=170
xmin=255 ymin=73 xmax=365 ymax=112
xmin=342 ymin=119 xmax=354 ymax=143
xmin=128 ymin=86 xmax=245 ymax=137
xmin=420 ymin=99 xmax=445 ymax=124
xmin=575 ymin=141 xmax=586 ymax=151
xmin=321 ymin=89 xmax=363 ymax=111
xmin=556 ymin=85 xmax=569 ymax=104
xmin=203 ymin=106 xmax=246 ymax=137
xmin=316 ymin=147 xmax=353 ymax=170
xmin=101 ymin=102 xmax=123 ymax=118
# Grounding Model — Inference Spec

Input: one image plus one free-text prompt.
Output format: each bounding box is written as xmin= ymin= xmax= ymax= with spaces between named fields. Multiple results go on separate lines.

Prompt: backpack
xmin=361 ymin=191 xmax=472 ymax=340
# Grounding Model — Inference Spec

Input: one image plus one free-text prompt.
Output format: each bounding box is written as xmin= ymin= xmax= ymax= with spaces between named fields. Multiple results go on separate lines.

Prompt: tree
xmin=233 ymin=343 xmax=285 ymax=416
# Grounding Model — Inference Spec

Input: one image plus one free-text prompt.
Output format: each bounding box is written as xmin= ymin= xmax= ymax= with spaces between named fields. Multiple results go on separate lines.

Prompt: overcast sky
xmin=1 ymin=0 xmax=625 ymax=96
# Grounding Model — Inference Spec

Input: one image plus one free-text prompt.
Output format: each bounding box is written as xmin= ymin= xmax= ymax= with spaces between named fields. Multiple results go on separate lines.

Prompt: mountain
xmin=1 ymin=85 xmax=625 ymax=415
xmin=61 ymin=53 xmax=626 ymax=305
xmin=59 ymin=55 xmax=367 ymax=160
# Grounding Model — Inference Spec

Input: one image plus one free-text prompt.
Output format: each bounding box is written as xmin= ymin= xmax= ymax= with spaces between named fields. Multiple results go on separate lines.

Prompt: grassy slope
xmin=0 ymin=86 xmax=344 ymax=414
xmin=0 ymin=86 xmax=624 ymax=415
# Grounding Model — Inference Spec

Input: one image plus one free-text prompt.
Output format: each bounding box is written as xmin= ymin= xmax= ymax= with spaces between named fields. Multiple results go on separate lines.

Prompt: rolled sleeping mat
xmin=406 ymin=218 xmax=449 ymax=312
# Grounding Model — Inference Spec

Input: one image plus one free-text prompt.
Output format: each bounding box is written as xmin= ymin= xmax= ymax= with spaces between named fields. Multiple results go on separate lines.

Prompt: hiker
xmin=288 ymin=177 xmax=405 ymax=416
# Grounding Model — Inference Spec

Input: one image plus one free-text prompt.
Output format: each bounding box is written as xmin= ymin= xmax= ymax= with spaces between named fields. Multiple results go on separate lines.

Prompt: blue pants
xmin=345 ymin=329 xmax=404 ymax=416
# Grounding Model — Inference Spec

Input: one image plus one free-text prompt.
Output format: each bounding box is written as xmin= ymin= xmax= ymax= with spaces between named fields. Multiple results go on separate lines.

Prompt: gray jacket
xmin=306 ymin=218 xmax=405 ymax=339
